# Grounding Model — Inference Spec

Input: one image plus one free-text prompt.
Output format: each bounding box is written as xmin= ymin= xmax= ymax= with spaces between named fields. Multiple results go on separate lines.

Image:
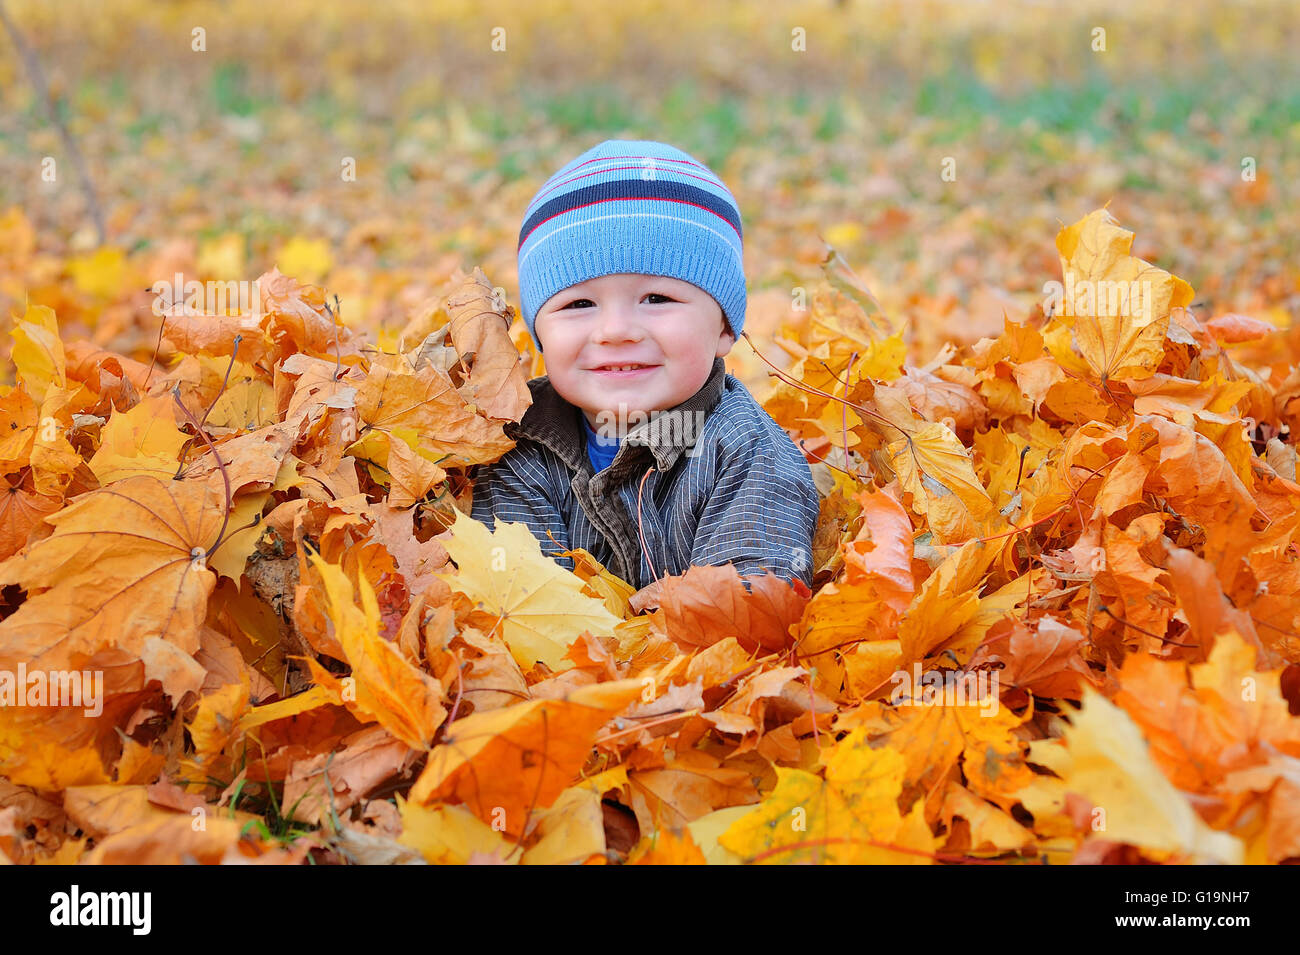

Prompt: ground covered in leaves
xmin=0 ymin=206 xmax=1298 ymax=864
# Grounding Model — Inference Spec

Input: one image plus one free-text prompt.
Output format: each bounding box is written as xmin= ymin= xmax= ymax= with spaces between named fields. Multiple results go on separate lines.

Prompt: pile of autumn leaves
xmin=1 ymin=208 xmax=1298 ymax=865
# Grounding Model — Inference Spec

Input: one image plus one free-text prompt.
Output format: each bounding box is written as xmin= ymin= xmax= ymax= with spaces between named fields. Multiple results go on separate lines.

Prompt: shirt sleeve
xmin=469 ymin=450 xmax=577 ymax=571
xmin=688 ymin=428 xmax=821 ymax=589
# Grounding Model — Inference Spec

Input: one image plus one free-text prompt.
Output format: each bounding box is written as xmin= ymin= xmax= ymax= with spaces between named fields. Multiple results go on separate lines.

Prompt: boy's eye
xmin=559 ymin=293 xmax=673 ymax=310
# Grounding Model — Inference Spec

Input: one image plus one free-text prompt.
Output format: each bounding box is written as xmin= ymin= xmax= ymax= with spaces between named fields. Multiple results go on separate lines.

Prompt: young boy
xmin=470 ymin=139 xmax=820 ymax=593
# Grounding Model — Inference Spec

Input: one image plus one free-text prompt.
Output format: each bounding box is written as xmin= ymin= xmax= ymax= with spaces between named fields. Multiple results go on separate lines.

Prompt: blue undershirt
xmin=581 ymin=412 xmax=621 ymax=472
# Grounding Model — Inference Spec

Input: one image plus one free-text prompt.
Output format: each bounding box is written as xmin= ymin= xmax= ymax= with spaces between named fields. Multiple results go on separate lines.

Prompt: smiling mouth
xmin=589 ymin=363 xmax=659 ymax=372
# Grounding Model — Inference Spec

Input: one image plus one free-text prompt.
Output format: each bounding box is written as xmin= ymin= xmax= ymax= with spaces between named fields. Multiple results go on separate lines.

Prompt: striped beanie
xmin=516 ymin=139 xmax=746 ymax=354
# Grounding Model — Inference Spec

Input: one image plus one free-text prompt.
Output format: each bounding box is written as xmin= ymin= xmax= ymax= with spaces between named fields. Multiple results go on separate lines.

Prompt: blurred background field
xmin=2 ymin=0 xmax=1298 ymax=387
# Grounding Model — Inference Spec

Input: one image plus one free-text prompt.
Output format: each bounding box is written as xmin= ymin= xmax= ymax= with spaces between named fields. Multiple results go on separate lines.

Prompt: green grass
xmin=177 ymin=747 xmax=320 ymax=852
xmin=506 ymin=79 xmax=747 ymax=168
xmin=526 ymin=85 xmax=640 ymax=137
xmin=1120 ymin=169 xmax=1160 ymax=191
xmin=123 ymin=111 xmax=168 ymax=148
xmin=48 ymin=49 xmax=1300 ymax=175
xmin=813 ymin=98 xmax=847 ymax=142
xmin=492 ymin=150 xmax=528 ymax=182
xmin=905 ymin=60 xmax=1300 ymax=154
xmin=211 ymin=61 xmax=268 ymax=116
xmin=304 ymin=89 xmax=345 ymax=130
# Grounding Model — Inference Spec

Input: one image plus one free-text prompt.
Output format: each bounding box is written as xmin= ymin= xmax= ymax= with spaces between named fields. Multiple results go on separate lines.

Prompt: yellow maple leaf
xmin=87 ymin=393 xmax=189 ymax=486
xmin=1058 ymin=687 xmax=1243 ymax=863
xmin=235 ymin=685 xmax=336 ymax=735
xmin=10 ymin=305 xmax=66 ymax=405
xmin=557 ymin=546 xmax=637 ymax=618
xmin=897 ymin=536 xmax=1004 ymax=665
xmin=275 ymin=236 xmax=332 ymax=284
xmin=305 ymin=553 xmax=446 ymax=749
xmin=1052 ymin=208 xmax=1194 ymax=383
xmin=68 ymin=247 xmax=128 ymax=300
xmin=0 ymin=730 xmax=112 ymax=790
xmin=521 ymin=784 xmax=607 ymax=865
xmin=940 ymin=780 xmax=1035 ymax=854
xmin=438 ymin=509 xmax=623 ymax=672
xmin=199 ymin=355 xmax=277 ymax=431
xmin=397 ymin=796 xmax=515 ymax=864
xmin=0 ymin=474 xmax=220 ymax=683
xmin=181 ymin=679 xmax=251 ymax=787
xmin=719 ymin=736 xmax=932 ymax=864
xmin=834 ymin=695 xmax=1033 ymax=819
xmin=887 ymin=421 xmax=997 ymax=543
xmin=197 ymin=233 xmax=247 ymax=280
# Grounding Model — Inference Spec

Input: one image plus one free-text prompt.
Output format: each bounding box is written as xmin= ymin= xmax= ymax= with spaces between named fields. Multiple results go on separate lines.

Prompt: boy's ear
xmin=716 ymin=326 xmax=735 ymax=357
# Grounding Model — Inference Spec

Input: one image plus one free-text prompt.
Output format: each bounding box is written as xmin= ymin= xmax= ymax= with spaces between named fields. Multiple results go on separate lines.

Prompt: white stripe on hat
xmin=530 ymin=159 xmax=730 ymax=217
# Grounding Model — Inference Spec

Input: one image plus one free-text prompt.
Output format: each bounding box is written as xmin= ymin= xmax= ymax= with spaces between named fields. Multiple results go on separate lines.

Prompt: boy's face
xmin=534 ymin=273 xmax=735 ymax=430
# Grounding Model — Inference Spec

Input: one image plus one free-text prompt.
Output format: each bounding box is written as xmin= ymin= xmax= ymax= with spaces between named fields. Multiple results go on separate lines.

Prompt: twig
xmin=636 ymin=466 xmax=663 ymax=585
xmin=0 ymin=1 xmax=107 ymax=245
xmin=841 ymin=351 xmax=857 ymax=474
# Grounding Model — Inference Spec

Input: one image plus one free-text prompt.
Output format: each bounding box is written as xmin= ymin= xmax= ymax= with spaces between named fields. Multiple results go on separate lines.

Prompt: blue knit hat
xmin=517 ymin=139 xmax=746 ymax=354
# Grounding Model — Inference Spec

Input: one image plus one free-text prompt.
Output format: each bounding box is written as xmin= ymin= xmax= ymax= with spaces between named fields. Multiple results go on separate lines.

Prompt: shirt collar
xmin=507 ymin=357 xmax=728 ymax=474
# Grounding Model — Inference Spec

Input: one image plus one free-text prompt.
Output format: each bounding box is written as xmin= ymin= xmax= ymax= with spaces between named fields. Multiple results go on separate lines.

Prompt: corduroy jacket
xmin=468 ymin=357 xmax=821 ymax=591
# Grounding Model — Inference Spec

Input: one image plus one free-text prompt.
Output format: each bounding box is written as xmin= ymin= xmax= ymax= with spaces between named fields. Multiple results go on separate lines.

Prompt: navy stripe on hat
xmin=518 ymin=179 xmax=743 ymax=252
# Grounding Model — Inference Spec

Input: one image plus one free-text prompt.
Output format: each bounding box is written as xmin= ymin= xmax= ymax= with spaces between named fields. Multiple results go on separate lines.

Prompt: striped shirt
xmin=468 ymin=357 xmax=821 ymax=591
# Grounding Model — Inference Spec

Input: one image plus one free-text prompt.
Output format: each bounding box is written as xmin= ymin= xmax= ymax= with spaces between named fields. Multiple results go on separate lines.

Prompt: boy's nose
xmin=591 ymin=304 xmax=644 ymax=342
